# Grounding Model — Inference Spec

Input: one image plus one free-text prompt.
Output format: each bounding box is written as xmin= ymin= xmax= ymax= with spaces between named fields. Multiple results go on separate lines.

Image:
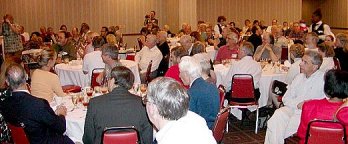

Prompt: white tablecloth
xmin=214 ymin=63 xmax=287 ymax=108
xmin=55 ymin=60 xmax=141 ymax=88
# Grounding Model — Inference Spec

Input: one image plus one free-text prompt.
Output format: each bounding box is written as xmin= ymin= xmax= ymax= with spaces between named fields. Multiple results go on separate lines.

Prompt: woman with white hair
xmin=192 ymin=53 xmax=216 ymax=85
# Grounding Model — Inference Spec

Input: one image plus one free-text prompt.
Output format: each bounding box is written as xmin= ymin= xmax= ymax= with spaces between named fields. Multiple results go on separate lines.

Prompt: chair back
xmin=231 ymin=74 xmax=254 ymax=98
xmin=305 ymin=120 xmax=346 ymax=144
xmin=145 ymin=60 xmax=152 ymax=84
xmin=7 ymin=123 xmax=30 ymax=144
xmin=62 ymin=85 xmax=82 ymax=93
xmin=102 ymin=126 xmax=140 ymax=144
xmin=280 ymin=46 xmax=289 ymax=63
xmin=212 ymin=107 xmax=230 ymax=143
xmin=91 ymin=68 xmax=105 ymax=88
xmin=218 ymin=85 xmax=226 ymax=108
xmin=333 ymin=57 xmax=342 ymax=70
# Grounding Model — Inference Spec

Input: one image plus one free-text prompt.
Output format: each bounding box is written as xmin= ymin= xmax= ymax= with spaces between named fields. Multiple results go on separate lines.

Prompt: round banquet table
xmin=213 ymin=63 xmax=287 ymax=108
xmin=55 ymin=60 xmax=141 ymax=88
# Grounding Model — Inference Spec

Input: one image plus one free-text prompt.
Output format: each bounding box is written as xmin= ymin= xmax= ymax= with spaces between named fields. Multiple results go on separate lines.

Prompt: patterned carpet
xmin=222 ymin=113 xmax=299 ymax=144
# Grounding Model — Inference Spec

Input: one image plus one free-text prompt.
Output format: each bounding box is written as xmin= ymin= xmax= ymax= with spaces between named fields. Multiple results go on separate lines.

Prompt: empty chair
xmin=229 ymin=74 xmax=259 ymax=134
xmin=61 ymin=85 xmax=81 ymax=93
xmin=91 ymin=68 xmax=105 ymax=88
xmin=7 ymin=123 xmax=30 ymax=144
xmin=212 ymin=107 xmax=230 ymax=143
xmin=305 ymin=120 xmax=346 ymax=144
xmin=102 ymin=126 xmax=140 ymax=144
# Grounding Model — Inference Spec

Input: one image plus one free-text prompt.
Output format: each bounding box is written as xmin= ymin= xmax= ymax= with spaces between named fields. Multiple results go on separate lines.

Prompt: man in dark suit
xmin=0 ymin=64 xmax=73 ymax=144
xmin=178 ymin=56 xmax=219 ymax=129
xmin=83 ymin=66 xmax=153 ymax=144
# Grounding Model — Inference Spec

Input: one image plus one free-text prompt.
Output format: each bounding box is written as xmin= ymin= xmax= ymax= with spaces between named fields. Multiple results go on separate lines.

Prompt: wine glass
xmin=82 ymin=97 xmax=89 ymax=111
xmin=140 ymin=84 xmax=147 ymax=96
xmin=71 ymin=94 xmax=78 ymax=110
xmin=86 ymin=87 xmax=93 ymax=97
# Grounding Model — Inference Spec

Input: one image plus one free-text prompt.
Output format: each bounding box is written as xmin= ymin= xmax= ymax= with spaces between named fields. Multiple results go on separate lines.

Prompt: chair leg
xmin=255 ymin=107 xmax=259 ymax=134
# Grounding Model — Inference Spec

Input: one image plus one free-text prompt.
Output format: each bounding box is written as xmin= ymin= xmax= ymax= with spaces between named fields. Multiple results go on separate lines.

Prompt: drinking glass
xmin=71 ymin=94 xmax=78 ymax=109
xmin=86 ymin=87 xmax=93 ymax=97
xmin=140 ymin=84 xmax=147 ymax=96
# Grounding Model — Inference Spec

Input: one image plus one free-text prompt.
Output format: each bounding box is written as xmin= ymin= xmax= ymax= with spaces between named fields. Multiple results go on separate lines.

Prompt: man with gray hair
xmin=145 ymin=77 xmax=216 ymax=143
xmin=179 ymin=35 xmax=194 ymax=55
xmin=265 ymin=50 xmax=326 ymax=144
xmin=135 ymin=34 xmax=163 ymax=83
xmin=179 ymin=56 xmax=219 ymax=129
xmin=96 ymin=44 xmax=122 ymax=84
xmin=0 ymin=64 xmax=73 ymax=143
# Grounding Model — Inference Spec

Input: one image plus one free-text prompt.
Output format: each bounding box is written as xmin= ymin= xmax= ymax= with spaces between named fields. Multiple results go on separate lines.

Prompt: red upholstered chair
xmin=229 ymin=74 xmax=259 ymax=134
xmin=62 ymin=85 xmax=81 ymax=93
xmin=144 ymin=60 xmax=153 ymax=84
xmin=102 ymin=126 xmax=140 ymax=144
xmin=91 ymin=68 xmax=105 ymax=89
xmin=212 ymin=107 xmax=230 ymax=143
xmin=333 ymin=57 xmax=342 ymax=70
xmin=218 ymin=85 xmax=226 ymax=108
xmin=305 ymin=120 xmax=346 ymax=144
xmin=7 ymin=123 xmax=30 ymax=144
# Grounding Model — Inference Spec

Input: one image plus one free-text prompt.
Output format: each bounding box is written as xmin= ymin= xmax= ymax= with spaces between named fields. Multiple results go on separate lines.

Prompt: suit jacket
xmin=0 ymin=91 xmax=72 ymax=144
xmin=83 ymin=87 xmax=153 ymax=144
xmin=188 ymin=77 xmax=220 ymax=129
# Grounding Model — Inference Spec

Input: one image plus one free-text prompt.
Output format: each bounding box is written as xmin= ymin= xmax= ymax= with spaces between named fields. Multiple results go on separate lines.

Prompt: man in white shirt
xmin=214 ymin=16 xmax=226 ymax=39
xmin=135 ymin=34 xmax=162 ymax=83
xmin=179 ymin=35 xmax=193 ymax=55
xmin=308 ymin=8 xmax=334 ymax=42
xmin=224 ymin=42 xmax=262 ymax=94
xmin=82 ymin=36 xmax=106 ymax=83
xmin=264 ymin=50 xmax=325 ymax=144
xmin=145 ymin=77 xmax=216 ymax=144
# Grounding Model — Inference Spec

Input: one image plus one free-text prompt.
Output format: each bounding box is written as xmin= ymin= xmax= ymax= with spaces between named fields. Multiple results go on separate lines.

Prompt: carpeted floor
xmin=222 ymin=114 xmax=299 ymax=144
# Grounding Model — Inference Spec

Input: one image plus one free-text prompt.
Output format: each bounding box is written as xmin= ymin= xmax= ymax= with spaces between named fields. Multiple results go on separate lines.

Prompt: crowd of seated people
xmin=1 ymin=8 xmax=348 ymax=144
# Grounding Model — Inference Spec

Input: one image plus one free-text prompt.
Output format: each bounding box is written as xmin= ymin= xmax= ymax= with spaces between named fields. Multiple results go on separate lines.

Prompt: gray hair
xmin=147 ymin=77 xmax=189 ymax=120
xmin=240 ymin=42 xmax=254 ymax=56
xmin=305 ymin=50 xmax=323 ymax=69
xmin=179 ymin=56 xmax=202 ymax=80
xmin=38 ymin=49 xmax=56 ymax=67
xmin=192 ymin=53 xmax=210 ymax=76
xmin=101 ymin=44 xmax=119 ymax=60
xmin=5 ymin=64 xmax=26 ymax=90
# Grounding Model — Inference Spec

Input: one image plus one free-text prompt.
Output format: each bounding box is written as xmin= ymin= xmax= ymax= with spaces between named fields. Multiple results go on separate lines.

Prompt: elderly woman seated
xmin=253 ymin=32 xmax=281 ymax=62
xmin=297 ymin=69 xmax=348 ymax=144
xmin=31 ymin=49 xmax=66 ymax=103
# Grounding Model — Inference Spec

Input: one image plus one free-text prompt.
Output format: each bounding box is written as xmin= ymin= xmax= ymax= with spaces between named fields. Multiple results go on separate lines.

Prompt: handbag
xmin=271 ymin=80 xmax=287 ymax=96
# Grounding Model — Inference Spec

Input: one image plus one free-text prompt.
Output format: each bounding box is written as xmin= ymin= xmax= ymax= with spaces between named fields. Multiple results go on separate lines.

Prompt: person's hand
xmin=265 ymin=44 xmax=272 ymax=51
xmin=297 ymin=101 xmax=305 ymax=110
xmin=55 ymin=105 xmax=67 ymax=116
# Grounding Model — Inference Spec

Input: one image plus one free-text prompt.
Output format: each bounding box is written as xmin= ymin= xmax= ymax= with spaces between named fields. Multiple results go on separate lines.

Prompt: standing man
xmin=149 ymin=11 xmax=159 ymax=26
xmin=308 ymin=8 xmax=334 ymax=43
xmin=0 ymin=14 xmax=23 ymax=59
xmin=214 ymin=16 xmax=227 ymax=39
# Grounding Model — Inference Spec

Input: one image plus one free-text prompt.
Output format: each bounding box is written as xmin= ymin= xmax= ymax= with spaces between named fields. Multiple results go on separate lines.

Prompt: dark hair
xmin=217 ymin=16 xmax=226 ymax=23
xmin=92 ymin=36 xmax=106 ymax=48
xmin=60 ymin=25 xmax=67 ymax=31
xmin=30 ymin=32 xmax=41 ymax=39
xmin=101 ymin=26 xmax=109 ymax=32
xmin=110 ymin=66 xmax=134 ymax=90
xmin=253 ymin=20 xmax=259 ymax=25
xmin=251 ymin=26 xmax=259 ymax=34
xmin=140 ymin=27 xmax=149 ymax=35
xmin=324 ymin=69 xmax=348 ymax=99
xmin=313 ymin=8 xmax=322 ymax=19
xmin=151 ymin=10 xmax=156 ymax=15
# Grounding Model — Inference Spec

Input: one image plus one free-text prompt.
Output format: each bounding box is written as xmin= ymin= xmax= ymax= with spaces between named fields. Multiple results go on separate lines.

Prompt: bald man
xmin=135 ymin=34 xmax=163 ymax=83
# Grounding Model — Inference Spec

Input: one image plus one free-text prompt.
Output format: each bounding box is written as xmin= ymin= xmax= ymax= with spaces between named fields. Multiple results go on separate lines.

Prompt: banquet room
xmin=1 ymin=0 xmax=348 ymax=144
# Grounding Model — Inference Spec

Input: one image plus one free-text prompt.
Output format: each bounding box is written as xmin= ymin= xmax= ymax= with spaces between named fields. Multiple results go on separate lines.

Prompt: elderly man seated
xmin=179 ymin=56 xmax=219 ymax=129
xmin=264 ymin=51 xmax=326 ymax=144
xmin=0 ymin=64 xmax=73 ymax=143
xmin=179 ymin=35 xmax=194 ymax=55
xmin=83 ymin=66 xmax=153 ymax=144
xmin=224 ymin=42 xmax=262 ymax=100
xmin=135 ymin=34 xmax=162 ymax=83
xmin=145 ymin=77 xmax=216 ymax=143
xmin=253 ymin=32 xmax=281 ymax=62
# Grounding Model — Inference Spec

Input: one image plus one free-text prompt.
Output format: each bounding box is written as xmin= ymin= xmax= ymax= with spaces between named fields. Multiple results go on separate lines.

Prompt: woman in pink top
xmin=164 ymin=46 xmax=188 ymax=87
xmin=297 ymin=70 xmax=348 ymax=144
xmin=215 ymin=32 xmax=239 ymax=64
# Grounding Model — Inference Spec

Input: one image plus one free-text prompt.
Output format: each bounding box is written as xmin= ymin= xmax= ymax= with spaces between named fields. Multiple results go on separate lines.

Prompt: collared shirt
xmin=308 ymin=21 xmax=334 ymax=40
xmin=82 ymin=50 xmax=105 ymax=81
xmin=282 ymin=70 xmax=326 ymax=112
xmin=155 ymin=111 xmax=216 ymax=144
xmin=215 ymin=45 xmax=239 ymax=62
xmin=284 ymin=58 xmax=301 ymax=85
xmin=214 ymin=23 xmax=225 ymax=38
xmin=135 ymin=45 xmax=163 ymax=73
xmin=224 ymin=56 xmax=262 ymax=91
